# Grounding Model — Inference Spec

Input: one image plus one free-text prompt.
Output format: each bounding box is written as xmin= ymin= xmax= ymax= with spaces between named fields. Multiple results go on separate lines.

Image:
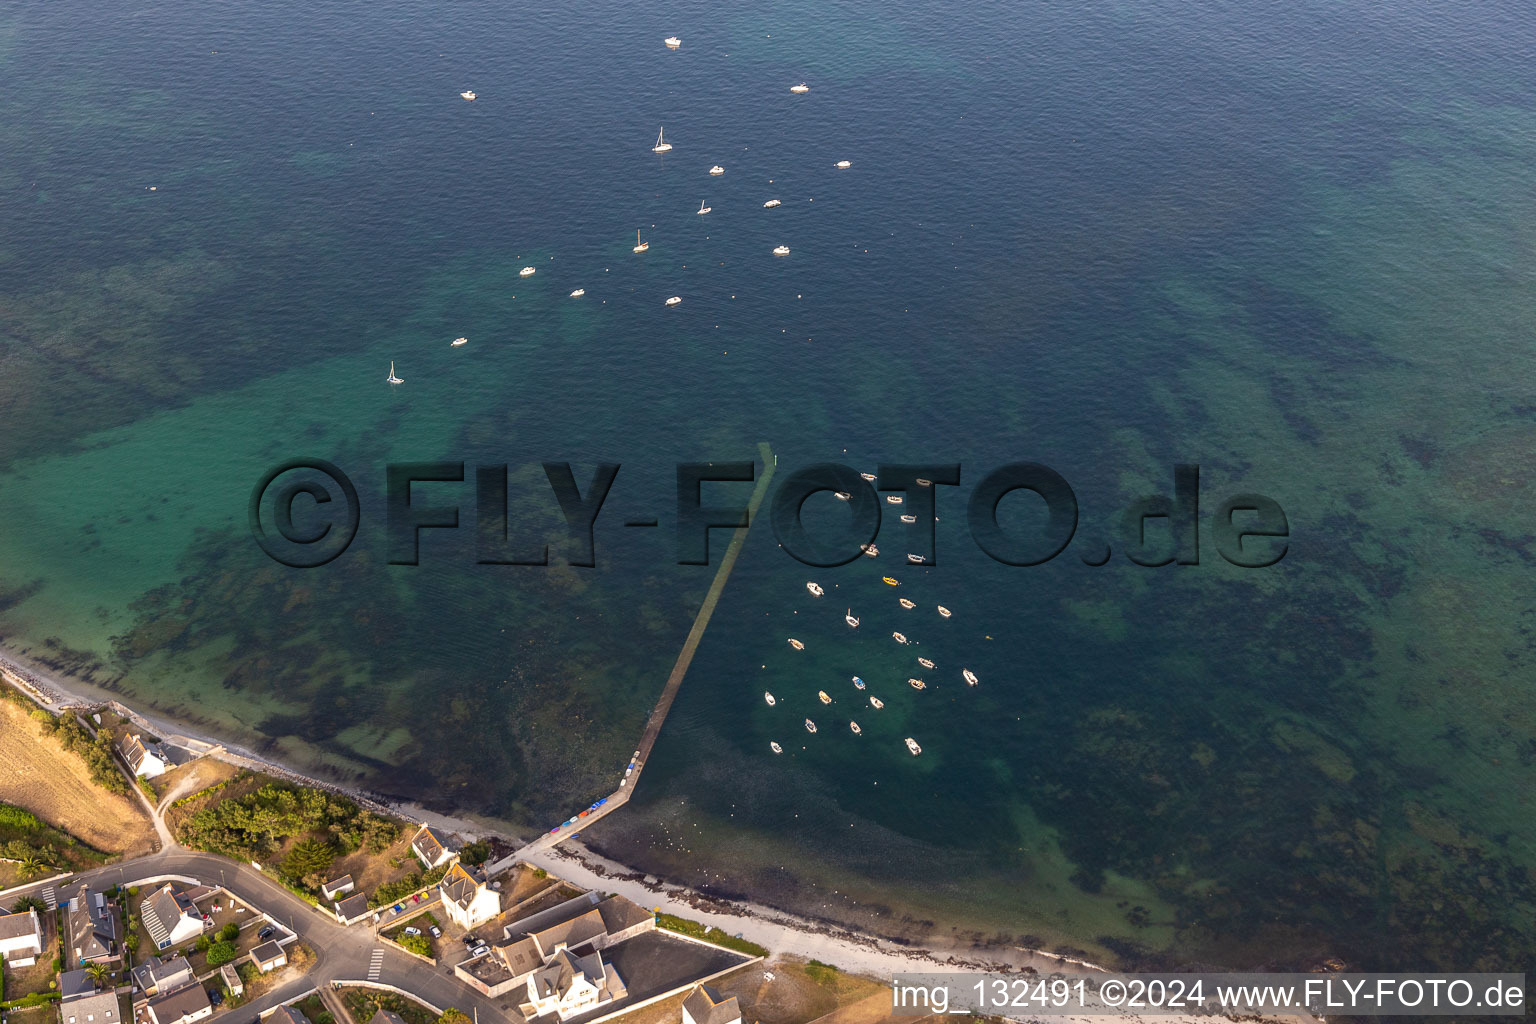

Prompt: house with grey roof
xmin=0 ymin=906 xmax=44 ymax=963
xmin=145 ymin=983 xmax=213 ymax=1024
xmin=250 ymin=940 xmax=287 ymax=972
xmin=518 ymin=945 xmax=626 ymax=1021
xmin=141 ymin=884 xmax=205 ymax=951
xmin=333 ymin=891 xmax=372 ymax=925
xmin=59 ymin=970 xmax=97 ymax=1003
xmin=455 ymin=891 xmax=654 ymax=998
xmin=131 ymin=955 xmax=196 ymax=997
xmin=264 ymin=1007 xmax=306 ymax=1024
xmin=320 ymin=874 xmax=354 ymax=900
xmin=116 ymin=733 xmax=171 ymax=778
xmin=438 ymin=862 xmax=499 ymax=930
xmin=410 ymin=825 xmax=457 ymax=869
xmin=58 ymin=989 xmax=122 ymax=1024
xmin=66 ymin=884 xmax=120 ymax=965
xmin=368 ymin=1011 xmax=407 ymax=1024
xmin=682 ymin=985 xmax=742 ymax=1024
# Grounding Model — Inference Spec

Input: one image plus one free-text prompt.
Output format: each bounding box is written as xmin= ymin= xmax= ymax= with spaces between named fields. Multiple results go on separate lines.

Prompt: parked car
xmin=471 ymin=944 xmax=490 ymax=957
xmin=429 ymin=926 xmax=442 ymax=938
xmin=257 ymin=926 xmax=276 ymax=941
xmin=403 ymin=926 xmax=421 ymax=936
xmin=207 ymin=990 xmax=224 ymax=1007
xmin=462 ymin=935 xmax=478 ymax=946
xmin=412 ymin=893 xmax=422 ymax=903
xmin=392 ymin=903 xmax=404 ymax=913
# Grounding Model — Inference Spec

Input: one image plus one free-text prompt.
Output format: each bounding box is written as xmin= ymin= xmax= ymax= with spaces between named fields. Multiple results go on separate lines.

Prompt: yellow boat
xmin=818 ymin=690 xmax=831 ymax=704
xmin=882 ymin=576 xmax=899 ymax=586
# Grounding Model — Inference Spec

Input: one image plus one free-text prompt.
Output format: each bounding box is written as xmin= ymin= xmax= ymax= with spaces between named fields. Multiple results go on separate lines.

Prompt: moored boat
xmin=892 ymin=631 xmax=908 ymax=644
xmin=806 ymin=581 xmax=824 ymax=596
xmin=805 ymin=718 xmax=817 ymax=733
xmin=908 ymin=677 xmax=926 ymax=690
xmin=460 ymin=90 xmax=476 ymax=101
xmin=773 ymin=245 xmax=791 ymax=256
xmin=899 ymin=598 xmax=915 ymax=609
xmin=519 ymin=266 xmax=535 ymax=277
xmin=570 ymin=289 xmax=586 ymax=297
xmin=765 ymin=692 xmax=776 ymax=706
xmin=845 ymin=609 xmax=859 ymax=627
xmin=862 ymin=543 xmax=879 ymax=557
xmin=652 ymin=127 xmax=672 ymax=153
xmin=886 ymin=494 xmax=902 ymax=504
xmin=917 ymin=656 xmax=934 ymax=669
xmin=763 ymin=199 xmax=781 ymax=208
xmin=788 ymin=638 xmax=804 ymax=650
xmin=905 ymin=737 xmax=921 ymax=755
xmin=451 ymin=337 xmax=468 ymax=346
xmin=834 ymin=490 xmax=850 ymax=500
xmin=900 ymin=514 xmax=917 ymax=523
xmin=937 ymin=605 xmax=952 ymax=618
xmin=870 ymin=696 xmax=884 ymax=709
xmin=790 ymin=83 xmax=810 ymax=93
xmin=710 ymin=165 xmax=724 ymax=175
xmin=770 ymin=741 xmax=783 ymax=754
xmin=906 ymin=553 xmax=924 ymax=563
xmin=963 ymin=669 xmax=979 ymax=686
xmin=849 ymin=721 xmax=862 ymax=736
xmin=852 ymin=676 xmax=865 ymax=689
xmin=836 ymin=160 xmax=852 ymax=169
xmin=882 ymin=576 xmax=899 ymax=586
xmin=818 ymin=690 xmax=831 ymax=704
xmin=664 ymin=36 xmax=682 ymax=48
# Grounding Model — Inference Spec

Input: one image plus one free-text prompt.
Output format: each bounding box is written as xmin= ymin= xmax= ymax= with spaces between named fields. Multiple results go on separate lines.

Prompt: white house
xmin=141 ymin=884 xmax=205 ymax=951
xmin=409 ymin=825 xmax=457 ymax=869
xmin=519 ymin=947 xmax=626 ymax=1021
xmin=117 ymin=734 xmax=171 ymax=778
xmin=250 ymin=940 xmax=287 ymax=972
xmin=0 ymin=907 xmax=44 ymax=964
xmin=438 ymin=863 xmax=500 ymax=930
xmin=682 ymin=986 xmax=742 ymax=1024
xmin=320 ymin=874 xmax=354 ymax=900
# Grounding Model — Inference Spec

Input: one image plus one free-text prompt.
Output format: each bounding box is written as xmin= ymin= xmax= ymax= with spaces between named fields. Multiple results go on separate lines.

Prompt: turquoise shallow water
xmin=2 ymin=0 xmax=1535 ymax=970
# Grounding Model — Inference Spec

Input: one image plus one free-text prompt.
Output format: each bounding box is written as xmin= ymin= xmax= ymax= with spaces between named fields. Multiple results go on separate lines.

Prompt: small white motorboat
xmin=900 ymin=514 xmax=917 ymax=524
xmin=899 ymin=598 xmax=916 ymax=610
xmin=870 ymin=696 xmax=884 ymax=709
xmin=451 ymin=337 xmax=468 ymax=346
xmin=790 ymin=83 xmax=810 ymax=93
xmin=835 ymin=160 xmax=851 ymax=169
xmin=570 ymin=289 xmax=586 ymax=297
xmin=845 ymin=609 xmax=859 ymax=628
xmin=862 ymin=543 xmax=879 ymax=557
xmin=905 ymin=737 xmax=921 ymax=756
xmin=806 ymin=581 xmax=824 ymax=596
xmin=520 ymin=267 xmax=536 ymax=278
xmin=665 ymin=296 xmax=682 ymax=306
xmin=916 ymin=478 xmax=932 ymax=487
xmin=653 ymin=127 xmax=672 ymax=153
xmin=849 ymin=721 xmax=862 ymax=736
xmin=460 ymin=90 xmax=476 ymax=101
xmin=773 ymin=245 xmax=791 ymax=256
xmin=818 ymin=690 xmax=831 ymax=705
xmin=963 ymin=669 xmax=979 ymax=686
xmin=763 ymin=199 xmax=781 ymax=208
xmin=860 ymin=472 xmax=876 ymax=481
xmin=937 ymin=605 xmax=952 ymax=618
xmin=710 ymin=165 xmax=724 ymax=175
xmin=892 ymin=631 xmax=908 ymax=644
xmin=906 ymin=553 xmax=924 ymax=563
xmin=834 ymin=491 xmax=850 ymax=501
xmin=908 ymin=678 xmax=926 ymax=690
xmin=386 ymin=361 xmax=404 ymax=384
xmin=633 ymin=229 xmax=649 ymax=253
xmin=852 ymin=676 xmax=865 ymax=689
xmin=886 ymin=495 xmax=903 ymax=504
xmin=917 ymin=657 xmax=934 ymax=669
xmin=698 ymin=200 xmax=711 ymax=215
xmin=788 ymin=638 xmax=804 ymax=650
xmin=770 ymin=741 xmax=783 ymax=754
xmin=664 ymin=36 xmax=681 ymax=48
xmin=804 ymin=719 xmax=817 ymax=734
xmin=765 ymin=692 xmax=777 ymax=706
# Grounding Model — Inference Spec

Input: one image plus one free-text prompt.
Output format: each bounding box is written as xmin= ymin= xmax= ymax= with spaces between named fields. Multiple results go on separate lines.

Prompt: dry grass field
xmin=0 ymin=698 xmax=155 ymax=855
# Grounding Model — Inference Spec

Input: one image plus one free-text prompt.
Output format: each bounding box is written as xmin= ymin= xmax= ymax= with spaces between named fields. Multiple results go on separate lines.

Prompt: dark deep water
xmin=1 ymin=0 xmax=1534 ymax=970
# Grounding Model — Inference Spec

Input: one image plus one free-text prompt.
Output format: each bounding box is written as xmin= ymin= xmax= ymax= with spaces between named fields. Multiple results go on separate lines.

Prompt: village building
xmin=220 ymin=963 xmax=243 ymax=996
xmin=409 ymin=825 xmax=457 ymax=869
xmin=59 ymin=989 xmax=122 ymax=1024
xmin=333 ymin=892 xmax=372 ymax=926
xmin=682 ymin=985 xmax=742 ymax=1024
xmin=454 ymin=891 xmax=653 ymax=999
xmin=116 ymin=733 xmax=172 ymax=778
xmin=131 ymin=955 xmax=196 ymax=997
xmin=145 ymin=983 xmax=213 ymax=1024
xmin=250 ymin=939 xmax=288 ymax=972
xmin=141 ymin=885 xmax=205 ymax=952
xmin=264 ymin=1007 xmax=306 ymax=1024
xmin=437 ymin=862 xmax=500 ymax=930
xmin=320 ymin=875 xmax=354 ymax=900
xmin=66 ymin=884 xmax=120 ymax=965
xmin=0 ymin=906 xmax=44 ymax=964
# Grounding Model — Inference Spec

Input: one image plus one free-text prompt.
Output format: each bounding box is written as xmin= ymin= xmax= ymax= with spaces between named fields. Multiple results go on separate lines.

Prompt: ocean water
xmin=2 ymin=0 xmax=1534 ymax=970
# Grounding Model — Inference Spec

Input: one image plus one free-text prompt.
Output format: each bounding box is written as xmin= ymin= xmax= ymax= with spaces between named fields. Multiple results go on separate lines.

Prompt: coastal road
xmin=5 ymin=849 xmax=523 ymax=1024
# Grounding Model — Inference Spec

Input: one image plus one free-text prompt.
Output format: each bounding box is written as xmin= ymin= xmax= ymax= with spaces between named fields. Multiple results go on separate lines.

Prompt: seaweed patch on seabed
xmin=102 ymin=517 xmax=691 ymax=827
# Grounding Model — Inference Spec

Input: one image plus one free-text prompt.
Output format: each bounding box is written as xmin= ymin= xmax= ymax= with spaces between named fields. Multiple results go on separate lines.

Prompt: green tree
xmin=196 ymin=934 xmax=212 ymax=952
xmin=205 ymin=940 xmax=239 ymax=967
xmin=398 ymin=933 xmax=432 ymax=957
xmin=218 ymin=922 xmax=240 ymax=942
xmin=438 ymin=1010 xmax=471 ymax=1024
xmin=84 ymin=963 xmax=109 ymax=987
xmin=10 ymin=896 xmax=46 ymax=914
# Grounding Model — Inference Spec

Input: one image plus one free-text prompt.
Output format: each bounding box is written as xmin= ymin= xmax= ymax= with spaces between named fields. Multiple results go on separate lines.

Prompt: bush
xmin=10 ymin=896 xmax=46 ymax=914
xmin=316 ymin=1013 xmax=335 ymax=1024
xmin=196 ymin=934 xmax=211 ymax=952
xmin=398 ymin=933 xmax=432 ymax=957
xmin=205 ymin=940 xmax=239 ymax=967
xmin=532 ymin=867 xmax=547 ymax=879
xmin=654 ymin=913 xmax=768 ymax=956
xmin=218 ymin=922 xmax=240 ymax=942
